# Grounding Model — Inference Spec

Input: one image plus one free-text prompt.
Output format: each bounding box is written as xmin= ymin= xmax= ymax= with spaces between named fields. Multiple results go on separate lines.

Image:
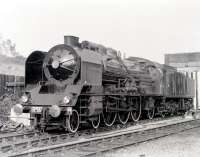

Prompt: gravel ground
xmin=104 ymin=126 xmax=200 ymax=157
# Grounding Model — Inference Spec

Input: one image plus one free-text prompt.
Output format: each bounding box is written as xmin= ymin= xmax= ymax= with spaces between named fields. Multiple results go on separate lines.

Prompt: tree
xmin=0 ymin=35 xmax=19 ymax=57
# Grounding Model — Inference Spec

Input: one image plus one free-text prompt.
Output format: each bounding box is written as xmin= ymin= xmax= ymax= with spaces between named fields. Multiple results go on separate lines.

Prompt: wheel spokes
xmin=131 ymin=109 xmax=141 ymax=122
xmin=67 ymin=109 xmax=79 ymax=133
xmin=147 ymin=108 xmax=155 ymax=120
xmin=118 ymin=111 xmax=130 ymax=125
xmin=103 ymin=109 xmax=117 ymax=127
xmin=130 ymin=98 xmax=141 ymax=122
xmin=91 ymin=115 xmax=100 ymax=129
xmin=160 ymin=111 xmax=165 ymax=118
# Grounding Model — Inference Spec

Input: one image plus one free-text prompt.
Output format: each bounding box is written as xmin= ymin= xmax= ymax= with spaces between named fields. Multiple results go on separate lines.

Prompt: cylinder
xmin=64 ymin=36 xmax=79 ymax=47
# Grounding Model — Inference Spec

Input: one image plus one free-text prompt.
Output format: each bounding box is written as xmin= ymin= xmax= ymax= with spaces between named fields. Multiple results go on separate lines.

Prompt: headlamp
xmin=63 ymin=96 xmax=70 ymax=104
xmin=21 ymin=95 xmax=29 ymax=103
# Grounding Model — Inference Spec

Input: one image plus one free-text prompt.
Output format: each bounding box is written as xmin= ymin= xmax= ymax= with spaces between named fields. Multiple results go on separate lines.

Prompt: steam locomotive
xmin=13 ymin=36 xmax=194 ymax=132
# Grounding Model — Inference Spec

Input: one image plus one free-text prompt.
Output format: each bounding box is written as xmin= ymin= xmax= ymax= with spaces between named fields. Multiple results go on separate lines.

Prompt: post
xmin=195 ymin=71 xmax=198 ymax=110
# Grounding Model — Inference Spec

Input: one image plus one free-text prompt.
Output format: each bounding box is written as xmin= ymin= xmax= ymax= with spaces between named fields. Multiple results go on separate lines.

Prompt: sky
xmin=1 ymin=0 xmax=200 ymax=63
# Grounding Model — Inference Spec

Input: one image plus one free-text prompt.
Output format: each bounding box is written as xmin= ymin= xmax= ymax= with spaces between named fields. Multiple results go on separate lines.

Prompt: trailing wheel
xmin=90 ymin=114 xmax=100 ymax=129
xmin=66 ymin=109 xmax=79 ymax=133
xmin=145 ymin=97 xmax=155 ymax=120
xmin=130 ymin=98 xmax=141 ymax=122
xmin=147 ymin=107 xmax=155 ymax=120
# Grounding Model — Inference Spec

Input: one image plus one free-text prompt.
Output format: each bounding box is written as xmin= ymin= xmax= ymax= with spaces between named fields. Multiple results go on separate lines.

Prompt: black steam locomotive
xmin=13 ymin=36 xmax=194 ymax=132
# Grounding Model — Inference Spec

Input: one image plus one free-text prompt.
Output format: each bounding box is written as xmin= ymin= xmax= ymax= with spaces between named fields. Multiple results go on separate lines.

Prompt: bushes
xmin=0 ymin=94 xmax=19 ymax=119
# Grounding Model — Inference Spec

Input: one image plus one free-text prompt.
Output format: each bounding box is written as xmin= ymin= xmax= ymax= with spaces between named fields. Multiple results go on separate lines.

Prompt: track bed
xmin=3 ymin=115 xmax=199 ymax=157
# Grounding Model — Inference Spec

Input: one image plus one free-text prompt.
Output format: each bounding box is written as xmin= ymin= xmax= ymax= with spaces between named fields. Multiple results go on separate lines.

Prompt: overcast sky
xmin=1 ymin=0 xmax=200 ymax=63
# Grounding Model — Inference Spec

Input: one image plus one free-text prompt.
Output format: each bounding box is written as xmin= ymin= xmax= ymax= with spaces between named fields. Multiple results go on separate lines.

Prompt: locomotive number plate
xmin=31 ymin=107 xmax=43 ymax=113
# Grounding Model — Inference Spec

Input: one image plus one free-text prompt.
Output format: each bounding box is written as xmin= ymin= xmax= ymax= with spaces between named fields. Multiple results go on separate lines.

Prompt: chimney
xmin=64 ymin=36 xmax=79 ymax=47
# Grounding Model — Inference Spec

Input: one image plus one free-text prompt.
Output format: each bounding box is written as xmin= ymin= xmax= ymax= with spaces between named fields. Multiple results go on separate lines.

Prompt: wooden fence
xmin=0 ymin=74 xmax=25 ymax=97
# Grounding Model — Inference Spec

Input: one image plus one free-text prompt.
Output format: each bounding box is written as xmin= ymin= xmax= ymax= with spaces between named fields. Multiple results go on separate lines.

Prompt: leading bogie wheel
xmin=66 ymin=109 xmax=79 ymax=133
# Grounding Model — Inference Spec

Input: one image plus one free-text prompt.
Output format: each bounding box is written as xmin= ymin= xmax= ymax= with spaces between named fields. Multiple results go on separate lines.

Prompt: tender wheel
xmin=131 ymin=99 xmax=141 ymax=122
xmin=66 ymin=109 xmax=79 ymax=133
xmin=147 ymin=108 xmax=155 ymax=120
xmin=103 ymin=108 xmax=117 ymax=127
xmin=160 ymin=111 xmax=166 ymax=118
xmin=90 ymin=114 xmax=100 ymax=129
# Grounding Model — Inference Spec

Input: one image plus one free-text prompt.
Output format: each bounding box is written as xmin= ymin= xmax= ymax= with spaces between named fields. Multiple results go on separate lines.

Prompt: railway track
xmin=0 ymin=116 xmax=189 ymax=148
xmin=3 ymin=115 xmax=198 ymax=157
xmin=0 ymin=115 xmax=183 ymax=154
